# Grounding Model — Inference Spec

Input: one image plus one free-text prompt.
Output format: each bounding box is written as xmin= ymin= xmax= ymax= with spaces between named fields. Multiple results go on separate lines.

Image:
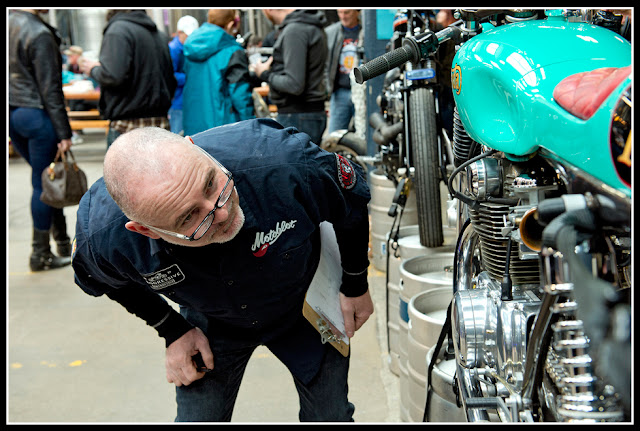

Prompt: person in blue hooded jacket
xmin=168 ymin=15 xmax=199 ymax=135
xmin=182 ymin=9 xmax=254 ymax=136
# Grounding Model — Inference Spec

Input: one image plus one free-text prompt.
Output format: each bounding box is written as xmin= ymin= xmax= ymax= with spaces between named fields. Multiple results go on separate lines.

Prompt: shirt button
xmin=241 ymin=304 xmax=247 ymax=309
xmin=227 ymin=280 xmax=234 ymax=286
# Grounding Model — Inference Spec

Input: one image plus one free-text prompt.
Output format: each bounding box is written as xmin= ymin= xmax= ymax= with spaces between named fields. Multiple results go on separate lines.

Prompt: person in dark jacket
xmin=254 ymin=9 xmax=328 ymax=145
xmin=80 ymin=10 xmax=176 ymax=146
xmin=9 ymin=9 xmax=73 ymax=271
xmin=182 ymin=9 xmax=254 ymax=136
xmin=71 ymin=119 xmax=374 ymax=421
xmin=325 ymin=10 xmax=363 ymax=133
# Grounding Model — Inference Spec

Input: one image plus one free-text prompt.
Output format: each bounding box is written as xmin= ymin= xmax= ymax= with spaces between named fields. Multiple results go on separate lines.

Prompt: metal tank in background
xmin=68 ymin=9 xmax=108 ymax=59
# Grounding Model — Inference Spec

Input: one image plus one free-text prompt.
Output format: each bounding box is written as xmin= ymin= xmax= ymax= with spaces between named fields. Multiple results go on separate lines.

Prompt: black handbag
xmin=40 ymin=149 xmax=88 ymax=208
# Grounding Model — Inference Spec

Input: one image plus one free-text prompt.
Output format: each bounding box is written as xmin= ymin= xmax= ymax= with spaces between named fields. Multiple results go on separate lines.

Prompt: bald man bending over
xmin=71 ymin=118 xmax=373 ymax=422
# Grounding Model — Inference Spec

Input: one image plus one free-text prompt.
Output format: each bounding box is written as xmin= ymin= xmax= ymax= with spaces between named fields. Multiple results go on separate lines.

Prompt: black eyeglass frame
xmin=143 ymin=148 xmax=234 ymax=241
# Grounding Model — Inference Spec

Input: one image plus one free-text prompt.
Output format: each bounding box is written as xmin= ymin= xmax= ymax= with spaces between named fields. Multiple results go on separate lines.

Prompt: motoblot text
xmin=251 ymin=220 xmax=297 ymax=254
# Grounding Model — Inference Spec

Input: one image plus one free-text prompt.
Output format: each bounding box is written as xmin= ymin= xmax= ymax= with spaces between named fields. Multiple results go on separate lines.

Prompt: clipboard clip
xmin=316 ymin=318 xmax=343 ymax=345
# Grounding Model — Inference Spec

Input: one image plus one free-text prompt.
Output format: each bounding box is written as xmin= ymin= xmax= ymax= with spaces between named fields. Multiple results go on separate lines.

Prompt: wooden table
xmin=63 ymin=89 xmax=100 ymax=101
xmin=63 ymin=89 xmax=108 ymax=132
xmin=253 ymin=85 xmax=277 ymax=113
xmin=254 ymin=85 xmax=269 ymax=97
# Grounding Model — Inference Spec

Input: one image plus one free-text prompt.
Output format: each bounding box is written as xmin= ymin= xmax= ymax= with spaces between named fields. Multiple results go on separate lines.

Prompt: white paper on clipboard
xmin=305 ymin=221 xmax=349 ymax=347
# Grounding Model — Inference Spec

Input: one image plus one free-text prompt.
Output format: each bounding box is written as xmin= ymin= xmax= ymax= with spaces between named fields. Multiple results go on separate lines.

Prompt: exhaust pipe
xmin=519 ymin=207 xmax=544 ymax=252
xmin=369 ymin=112 xmax=404 ymax=146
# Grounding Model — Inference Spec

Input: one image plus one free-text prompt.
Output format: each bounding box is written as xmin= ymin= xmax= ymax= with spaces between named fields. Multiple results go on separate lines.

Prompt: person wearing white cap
xmin=168 ymin=15 xmax=200 ymax=135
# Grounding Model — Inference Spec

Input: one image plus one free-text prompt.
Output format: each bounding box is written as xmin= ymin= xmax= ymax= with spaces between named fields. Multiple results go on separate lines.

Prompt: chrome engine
xmin=447 ymin=136 xmax=631 ymax=422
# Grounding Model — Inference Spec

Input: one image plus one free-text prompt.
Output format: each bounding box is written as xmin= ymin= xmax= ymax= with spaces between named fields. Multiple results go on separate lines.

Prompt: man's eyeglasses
xmin=143 ymin=148 xmax=234 ymax=241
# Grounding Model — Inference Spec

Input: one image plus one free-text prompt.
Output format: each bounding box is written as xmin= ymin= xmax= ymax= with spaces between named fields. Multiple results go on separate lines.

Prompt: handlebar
xmin=353 ymin=42 xmax=421 ymax=85
xmin=354 ymin=21 xmax=463 ymax=84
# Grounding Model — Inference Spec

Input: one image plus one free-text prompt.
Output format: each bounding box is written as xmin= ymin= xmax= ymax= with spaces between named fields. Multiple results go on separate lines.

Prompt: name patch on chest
xmin=142 ymin=264 xmax=185 ymax=290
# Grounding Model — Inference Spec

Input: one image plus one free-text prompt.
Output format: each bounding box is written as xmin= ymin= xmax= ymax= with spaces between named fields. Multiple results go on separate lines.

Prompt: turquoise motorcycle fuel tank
xmin=451 ymin=17 xmax=631 ymax=195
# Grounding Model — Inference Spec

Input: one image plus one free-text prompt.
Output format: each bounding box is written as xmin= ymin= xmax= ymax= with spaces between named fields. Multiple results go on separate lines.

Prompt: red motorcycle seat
xmin=553 ymin=65 xmax=631 ymax=120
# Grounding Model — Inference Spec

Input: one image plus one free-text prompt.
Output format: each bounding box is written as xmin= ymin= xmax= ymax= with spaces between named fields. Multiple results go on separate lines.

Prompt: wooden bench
xmin=69 ymin=119 xmax=110 ymax=131
xmin=67 ymin=109 xmax=109 ymax=133
xmin=67 ymin=109 xmax=101 ymax=119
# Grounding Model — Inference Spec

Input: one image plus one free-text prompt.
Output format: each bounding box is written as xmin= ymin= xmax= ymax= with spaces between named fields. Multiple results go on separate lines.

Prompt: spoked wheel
xmin=408 ymin=87 xmax=444 ymax=247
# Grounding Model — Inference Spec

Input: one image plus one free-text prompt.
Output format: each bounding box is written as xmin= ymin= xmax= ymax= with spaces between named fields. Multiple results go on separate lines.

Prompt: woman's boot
xmin=50 ymin=210 xmax=71 ymax=257
xmin=30 ymin=228 xmax=71 ymax=271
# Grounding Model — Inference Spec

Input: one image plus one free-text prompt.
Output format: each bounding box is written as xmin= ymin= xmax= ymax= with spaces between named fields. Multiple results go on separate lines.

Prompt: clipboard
xmin=302 ymin=222 xmax=350 ymax=357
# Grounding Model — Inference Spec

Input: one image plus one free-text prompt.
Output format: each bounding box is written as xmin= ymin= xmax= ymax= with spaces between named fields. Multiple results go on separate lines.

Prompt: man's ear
xmin=125 ymin=221 xmax=161 ymax=239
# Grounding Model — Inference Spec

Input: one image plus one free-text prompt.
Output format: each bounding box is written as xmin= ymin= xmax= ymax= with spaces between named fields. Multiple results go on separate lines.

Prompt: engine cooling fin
xmin=470 ymin=202 xmax=540 ymax=286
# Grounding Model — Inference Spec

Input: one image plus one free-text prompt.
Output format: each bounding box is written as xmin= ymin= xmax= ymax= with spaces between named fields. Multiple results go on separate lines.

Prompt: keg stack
xmin=398 ymin=252 xmax=454 ymax=421
xmin=368 ymin=167 xmax=460 ymax=421
xmin=385 ymin=225 xmax=422 ymax=375
xmin=368 ymin=169 xmax=418 ymax=272
xmin=423 ymin=341 xmax=467 ymax=422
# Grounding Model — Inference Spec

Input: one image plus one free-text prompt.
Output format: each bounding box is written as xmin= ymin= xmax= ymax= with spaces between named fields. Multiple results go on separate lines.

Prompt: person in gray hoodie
xmin=254 ymin=9 xmax=328 ymax=144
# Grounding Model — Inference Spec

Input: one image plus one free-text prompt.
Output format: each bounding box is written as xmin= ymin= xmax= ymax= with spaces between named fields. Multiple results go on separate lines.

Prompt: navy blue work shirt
xmin=71 ymin=118 xmax=371 ymax=383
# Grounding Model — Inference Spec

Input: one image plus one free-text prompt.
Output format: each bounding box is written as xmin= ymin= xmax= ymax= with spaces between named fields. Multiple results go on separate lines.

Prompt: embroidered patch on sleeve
xmin=336 ymin=154 xmax=356 ymax=190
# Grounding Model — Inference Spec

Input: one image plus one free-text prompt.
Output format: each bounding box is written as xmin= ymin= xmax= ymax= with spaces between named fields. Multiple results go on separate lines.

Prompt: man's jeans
xmin=175 ymin=308 xmax=355 ymax=422
xmin=328 ymin=87 xmax=355 ymax=133
xmin=276 ymin=111 xmax=327 ymax=146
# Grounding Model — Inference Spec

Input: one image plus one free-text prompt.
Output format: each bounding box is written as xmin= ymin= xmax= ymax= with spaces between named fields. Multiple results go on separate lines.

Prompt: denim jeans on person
xmin=169 ymin=107 xmax=184 ymax=135
xmin=106 ymin=127 xmax=121 ymax=147
xmin=276 ymin=111 xmax=327 ymax=146
xmin=328 ymin=87 xmax=355 ymax=133
xmin=175 ymin=307 xmax=355 ymax=422
xmin=9 ymin=107 xmax=64 ymax=231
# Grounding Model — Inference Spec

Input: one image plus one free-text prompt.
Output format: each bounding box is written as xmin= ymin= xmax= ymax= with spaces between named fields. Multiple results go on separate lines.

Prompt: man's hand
xmin=253 ymin=56 xmax=273 ymax=80
xmin=79 ymin=58 xmax=100 ymax=76
xmin=340 ymin=290 xmax=374 ymax=338
xmin=165 ymin=327 xmax=214 ymax=387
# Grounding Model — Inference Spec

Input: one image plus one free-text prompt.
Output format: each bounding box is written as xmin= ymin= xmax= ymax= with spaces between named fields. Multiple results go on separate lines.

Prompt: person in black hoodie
xmin=254 ymin=9 xmax=328 ymax=145
xmin=9 ymin=9 xmax=73 ymax=271
xmin=80 ymin=10 xmax=176 ymax=147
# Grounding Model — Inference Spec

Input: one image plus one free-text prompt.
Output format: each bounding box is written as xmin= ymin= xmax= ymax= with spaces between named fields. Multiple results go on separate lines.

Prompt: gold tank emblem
xmin=451 ymin=64 xmax=462 ymax=95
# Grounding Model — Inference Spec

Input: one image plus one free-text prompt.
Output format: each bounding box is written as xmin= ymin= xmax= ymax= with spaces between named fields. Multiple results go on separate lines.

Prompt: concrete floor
xmin=7 ymin=130 xmax=402 ymax=424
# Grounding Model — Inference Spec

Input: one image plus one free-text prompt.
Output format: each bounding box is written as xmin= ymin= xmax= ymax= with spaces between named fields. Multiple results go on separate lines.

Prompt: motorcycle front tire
xmin=409 ymin=87 xmax=444 ymax=248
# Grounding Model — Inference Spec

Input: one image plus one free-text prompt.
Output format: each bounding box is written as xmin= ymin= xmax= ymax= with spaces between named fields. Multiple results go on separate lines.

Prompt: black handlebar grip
xmin=354 ymin=45 xmax=416 ymax=84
